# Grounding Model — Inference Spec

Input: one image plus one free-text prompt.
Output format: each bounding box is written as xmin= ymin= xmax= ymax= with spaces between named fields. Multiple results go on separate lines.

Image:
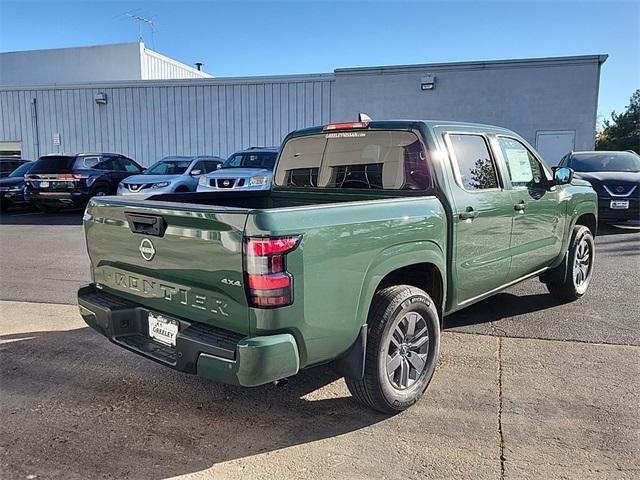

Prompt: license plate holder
xmin=39 ymin=181 xmax=50 ymax=188
xmin=148 ymin=312 xmax=178 ymax=347
xmin=610 ymin=200 xmax=629 ymax=210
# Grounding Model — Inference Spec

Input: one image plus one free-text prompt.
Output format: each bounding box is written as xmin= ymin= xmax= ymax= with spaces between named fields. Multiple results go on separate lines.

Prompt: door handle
xmin=514 ymin=201 xmax=527 ymax=212
xmin=459 ymin=207 xmax=478 ymax=220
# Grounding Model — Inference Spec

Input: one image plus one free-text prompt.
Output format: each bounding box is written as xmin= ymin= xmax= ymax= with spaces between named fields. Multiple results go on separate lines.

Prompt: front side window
xmin=121 ymin=158 xmax=141 ymax=173
xmin=497 ymin=137 xmax=545 ymax=188
xmin=275 ymin=130 xmax=430 ymax=190
xmin=447 ymin=134 xmax=499 ymax=190
xmin=204 ymin=160 xmax=222 ymax=172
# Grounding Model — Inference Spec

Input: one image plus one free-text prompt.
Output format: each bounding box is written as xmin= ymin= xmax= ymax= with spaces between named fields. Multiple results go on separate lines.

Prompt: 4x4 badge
xmin=139 ymin=238 xmax=156 ymax=261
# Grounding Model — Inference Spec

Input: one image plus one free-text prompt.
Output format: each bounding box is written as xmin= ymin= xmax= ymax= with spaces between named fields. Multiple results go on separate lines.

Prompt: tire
xmin=545 ymin=225 xmax=595 ymax=301
xmin=345 ymin=285 xmax=440 ymax=414
xmin=35 ymin=202 xmax=62 ymax=214
xmin=90 ymin=184 xmax=110 ymax=198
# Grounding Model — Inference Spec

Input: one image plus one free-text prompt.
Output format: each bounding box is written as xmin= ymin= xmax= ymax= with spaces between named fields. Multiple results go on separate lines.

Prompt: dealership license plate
xmin=148 ymin=313 xmax=178 ymax=347
xmin=38 ymin=181 xmax=49 ymax=188
xmin=610 ymin=200 xmax=629 ymax=210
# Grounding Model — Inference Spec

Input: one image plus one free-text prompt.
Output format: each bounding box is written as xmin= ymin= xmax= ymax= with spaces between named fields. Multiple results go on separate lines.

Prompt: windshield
xmin=570 ymin=152 xmax=640 ymax=172
xmin=274 ymin=130 xmax=431 ymax=190
xmin=9 ymin=162 xmax=32 ymax=177
xmin=221 ymin=152 xmax=277 ymax=170
xmin=145 ymin=159 xmax=191 ymax=175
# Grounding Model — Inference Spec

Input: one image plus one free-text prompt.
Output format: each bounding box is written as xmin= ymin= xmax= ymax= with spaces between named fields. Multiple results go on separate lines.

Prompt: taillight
xmin=244 ymin=235 xmax=300 ymax=308
xmin=323 ymin=121 xmax=369 ymax=131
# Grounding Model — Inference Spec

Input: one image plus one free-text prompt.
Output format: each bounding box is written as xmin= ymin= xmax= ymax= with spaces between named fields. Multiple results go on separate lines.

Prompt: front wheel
xmin=345 ymin=285 xmax=440 ymax=414
xmin=545 ymin=225 xmax=595 ymax=301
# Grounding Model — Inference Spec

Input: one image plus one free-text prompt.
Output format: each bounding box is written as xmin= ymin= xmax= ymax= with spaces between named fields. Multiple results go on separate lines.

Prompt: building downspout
xmin=30 ymin=98 xmax=40 ymax=158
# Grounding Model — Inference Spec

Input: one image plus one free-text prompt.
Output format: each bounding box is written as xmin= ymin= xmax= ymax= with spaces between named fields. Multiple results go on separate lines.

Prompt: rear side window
xmin=75 ymin=156 xmax=101 ymax=169
xmin=31 ymin=156 xmax=76 ymax=173
xmin=275 ymin=130 xmax=430 ymax=190
xmin=447 ymin=134 xmax=499 ymax=191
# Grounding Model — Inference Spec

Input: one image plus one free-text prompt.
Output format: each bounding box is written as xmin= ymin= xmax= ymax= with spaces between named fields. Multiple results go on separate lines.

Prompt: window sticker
xmin=325 ymin=132 xmax=367 ymax=138
xmin=504 ymin=148 xmax=533 ymax=183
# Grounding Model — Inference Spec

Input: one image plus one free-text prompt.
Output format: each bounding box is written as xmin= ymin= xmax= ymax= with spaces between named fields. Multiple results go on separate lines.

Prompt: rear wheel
xmin=90 ymin=184 xmax=110 ymax=198
xmin=345 ymin=285 xmax=440 ymax=414
xmin=545 ymin=225 xmax=595 ymax=301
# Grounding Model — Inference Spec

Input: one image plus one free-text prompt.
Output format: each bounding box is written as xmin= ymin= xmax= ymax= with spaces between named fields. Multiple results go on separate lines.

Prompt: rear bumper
xmin=25 ymin=189 xmax=89 ymax=206
xmin=77 ymin=284 xmax=300 ymax=386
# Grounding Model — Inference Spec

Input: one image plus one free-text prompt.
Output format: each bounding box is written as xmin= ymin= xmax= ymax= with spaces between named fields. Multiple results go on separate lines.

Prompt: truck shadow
xmin=0 ymin=327 xmax=387 ymax=479
xmin=444 ymin=292 xmax=562 ymax=329
xmin=0 ymin=209 xmax=84 ymax=226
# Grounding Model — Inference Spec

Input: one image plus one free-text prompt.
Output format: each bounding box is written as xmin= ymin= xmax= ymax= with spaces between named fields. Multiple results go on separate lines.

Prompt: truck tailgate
xmin=84 ymin=198 xmax=251 ymax=335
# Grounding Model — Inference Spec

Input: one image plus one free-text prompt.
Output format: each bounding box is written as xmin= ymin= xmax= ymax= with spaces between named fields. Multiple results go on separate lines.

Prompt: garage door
xmin=535 ymin=131 xmax=575 ymax=166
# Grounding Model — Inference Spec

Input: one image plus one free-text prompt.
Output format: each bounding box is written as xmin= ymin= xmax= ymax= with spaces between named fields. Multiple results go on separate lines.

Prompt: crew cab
xmin=25 ymin=153 xmax=143 ymax=212
xmin=78 ymin=120 xmax=597 ymax=413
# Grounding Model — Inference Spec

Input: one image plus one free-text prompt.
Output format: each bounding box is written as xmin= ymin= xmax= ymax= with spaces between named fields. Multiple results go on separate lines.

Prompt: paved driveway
xmin=1 ymin=210 xmax=639 ymax=479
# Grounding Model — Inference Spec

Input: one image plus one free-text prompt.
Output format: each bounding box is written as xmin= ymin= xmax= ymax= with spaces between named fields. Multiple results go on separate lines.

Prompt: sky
xmin=1 ymin=0 xmax=638 ymax=125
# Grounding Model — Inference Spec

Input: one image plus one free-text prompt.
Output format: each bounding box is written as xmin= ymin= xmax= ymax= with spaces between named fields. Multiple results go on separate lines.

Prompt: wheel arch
xmin=356 ymin=242 xmax=446 ymax=329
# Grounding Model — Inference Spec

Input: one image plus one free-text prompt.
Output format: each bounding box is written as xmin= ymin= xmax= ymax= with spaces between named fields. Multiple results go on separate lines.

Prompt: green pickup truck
xmin=78 ymin=120 xmax=597 ymax=413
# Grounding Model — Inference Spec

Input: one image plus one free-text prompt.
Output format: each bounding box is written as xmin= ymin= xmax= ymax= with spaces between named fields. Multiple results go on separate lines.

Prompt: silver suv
xmin=197 ymin=147 xmax=279 ymax=192
xmin=118 ymin=156 xmax=223 ymax=195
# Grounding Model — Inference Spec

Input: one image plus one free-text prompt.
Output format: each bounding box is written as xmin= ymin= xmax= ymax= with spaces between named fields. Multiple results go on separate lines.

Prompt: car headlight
xmin=198 ymin=175 xmax=207 ymax=185
xmin=150 ymin=182 xmax=171 ymax=189
xmin=248 ymin=175 xmax=268 ymax=187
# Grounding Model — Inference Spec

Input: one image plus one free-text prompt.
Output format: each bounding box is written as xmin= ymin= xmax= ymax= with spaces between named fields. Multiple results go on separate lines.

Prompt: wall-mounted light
xmin=421 ymin=75 xmax=435 ymax=91
xmin=94 ymin=92 xmax=107 ymax=105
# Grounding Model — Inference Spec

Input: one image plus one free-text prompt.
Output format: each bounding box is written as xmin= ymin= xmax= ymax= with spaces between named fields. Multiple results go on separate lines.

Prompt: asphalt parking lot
xmin=1 ymin=209 xmax=639 ymax=479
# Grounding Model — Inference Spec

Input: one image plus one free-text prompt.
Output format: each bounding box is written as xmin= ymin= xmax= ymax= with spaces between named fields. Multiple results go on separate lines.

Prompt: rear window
xmin=275 ymin=130 xmax=430 ymax=190
xmin=30 ymin=156 xmax=76 ymax=173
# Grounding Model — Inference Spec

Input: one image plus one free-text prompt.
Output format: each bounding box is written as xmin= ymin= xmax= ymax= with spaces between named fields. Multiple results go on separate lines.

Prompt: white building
xmin=0 ymin=43 xmax=606 ymax=166
xmin=0 ymin=41 xmax=211 ymax=86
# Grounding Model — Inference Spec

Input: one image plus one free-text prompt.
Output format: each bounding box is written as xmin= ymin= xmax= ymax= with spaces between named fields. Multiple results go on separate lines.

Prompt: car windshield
xmin=9 ymin=162 xmax=32 ymax=177
xmin=145 ymin=159 xmax=191 ymax=175
xmin=221 ymin=152 xmax=277 ymax=169
xmin=570 ymin=152 xmax=640 ymax=172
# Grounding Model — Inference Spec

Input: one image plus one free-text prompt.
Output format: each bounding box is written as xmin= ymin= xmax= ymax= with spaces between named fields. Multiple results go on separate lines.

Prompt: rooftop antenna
xmin=124 ymin=12 xmax=157 ymax=47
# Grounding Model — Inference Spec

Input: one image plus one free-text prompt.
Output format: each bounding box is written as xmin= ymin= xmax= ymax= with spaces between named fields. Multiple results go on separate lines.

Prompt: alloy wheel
xmin=385 ymin=312 xmax=430 ymax=390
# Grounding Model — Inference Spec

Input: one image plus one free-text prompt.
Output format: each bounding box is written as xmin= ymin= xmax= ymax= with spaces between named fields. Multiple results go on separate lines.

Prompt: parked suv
xmin=25 ymin=153 xmax=143 ymax=212
xmin=197 ymin=147 xmax=279 ymax=192
xmin=117 ymin=156 xmax=224 ymax=195
xmin=0 ymin=157 xmax=29 ymax=178
xmin=0 ymin=161 xmax=34 ymax=211
xmin=557 ymin=150 xmax=640 ymax=224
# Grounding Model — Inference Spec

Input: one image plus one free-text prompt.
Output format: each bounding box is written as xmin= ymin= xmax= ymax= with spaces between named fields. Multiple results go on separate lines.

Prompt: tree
xmin=596 ymin=89 xmax=639 ymax=153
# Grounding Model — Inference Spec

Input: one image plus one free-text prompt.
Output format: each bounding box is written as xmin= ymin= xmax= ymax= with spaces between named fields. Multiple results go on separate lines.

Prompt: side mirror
xmin=216 ymin=164 xmax=222 ymax=170
xmin=553 ymin=167 xmax=573 ymax=185
xmin=190 ymin=169 xmax=202 ymax=176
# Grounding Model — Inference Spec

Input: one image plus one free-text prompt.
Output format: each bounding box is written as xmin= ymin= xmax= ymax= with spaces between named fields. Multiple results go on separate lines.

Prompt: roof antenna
xmin=358 ymin=112 xmax=372 ymax=122
xmin=124 ymin=12 xmax=157 ymax=47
